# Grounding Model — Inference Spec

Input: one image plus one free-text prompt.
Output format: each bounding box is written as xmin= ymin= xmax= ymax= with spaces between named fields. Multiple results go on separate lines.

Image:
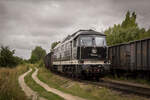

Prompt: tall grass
xmin=0 ymin=65 xmax=29 ymax=100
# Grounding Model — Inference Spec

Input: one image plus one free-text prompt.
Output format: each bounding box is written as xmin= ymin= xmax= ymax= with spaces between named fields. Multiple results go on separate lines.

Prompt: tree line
xmin=0 ymin=46 xmax=24 ymax=67
xmin=105 ymin=11 xmax=150 ymax=46
xmin=0 ymin=46 xmax=46 ymax=67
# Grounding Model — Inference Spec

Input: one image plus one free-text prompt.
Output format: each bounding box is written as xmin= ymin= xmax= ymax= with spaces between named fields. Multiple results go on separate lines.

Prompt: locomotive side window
xmin=73 ymin=38 xmax=77 ymax=47
xmin=66 ymin=42 xmax=69 ymax=49
xmin=62 ymin=44 xmax=65 ymax=51
xmin=64 ymin=43 xmax=66 ymax=49
xmin=61 ymin=45 xmax=63 ymax=51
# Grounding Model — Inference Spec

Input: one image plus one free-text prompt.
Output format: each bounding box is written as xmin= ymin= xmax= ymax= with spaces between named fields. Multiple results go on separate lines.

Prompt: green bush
xmin=29 ymin=46 xmax=46 ymax=64
xmin=0 ymin=46 xmax=23 ymax=67
xmin=0 ymin=66 xmax=28 ymax=100
xmin=38 ymin=59 xmax=45 ymax=67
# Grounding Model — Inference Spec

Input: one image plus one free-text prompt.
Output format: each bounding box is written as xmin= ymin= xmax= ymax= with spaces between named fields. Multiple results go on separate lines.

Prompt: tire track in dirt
xmin=18 ymin=68 xmax=46 ymax=100
xmin=32 ymin=68 xmax=86 ymax=100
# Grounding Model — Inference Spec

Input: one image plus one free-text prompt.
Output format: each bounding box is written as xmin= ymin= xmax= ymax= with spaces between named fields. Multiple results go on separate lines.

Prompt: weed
xmin=0 ymin=65 xmax=29 ymax=100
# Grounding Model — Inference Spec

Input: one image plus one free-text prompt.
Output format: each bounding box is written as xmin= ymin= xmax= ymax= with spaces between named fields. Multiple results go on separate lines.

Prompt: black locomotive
xmin=44 ymin=29 xmax=107 ymax=80
xmin=44 ymin=29 xmax=150 ymax=80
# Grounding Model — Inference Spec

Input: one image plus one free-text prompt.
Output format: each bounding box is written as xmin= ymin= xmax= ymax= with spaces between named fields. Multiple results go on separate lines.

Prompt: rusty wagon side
xmin=108 ymin=38 xmax=150 ymax=78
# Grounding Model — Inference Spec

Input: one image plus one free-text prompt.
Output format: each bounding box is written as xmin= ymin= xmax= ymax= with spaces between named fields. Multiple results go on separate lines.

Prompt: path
xmin=32 ymin=68 xmax=86 ymax=100
xmin=18 ymin=68 xmax=46 ymax=100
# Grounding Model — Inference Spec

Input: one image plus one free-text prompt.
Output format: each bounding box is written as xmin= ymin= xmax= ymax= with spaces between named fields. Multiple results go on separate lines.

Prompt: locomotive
xmin=45 ymin=29 xmax=107 ymax=80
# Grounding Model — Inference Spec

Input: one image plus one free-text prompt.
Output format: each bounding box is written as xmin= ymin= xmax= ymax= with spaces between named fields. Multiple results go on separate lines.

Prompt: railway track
xmin=82 ymin=78 xmax=150 ymax=98
xmin=51 ymin=71 xmax=150 ymax=98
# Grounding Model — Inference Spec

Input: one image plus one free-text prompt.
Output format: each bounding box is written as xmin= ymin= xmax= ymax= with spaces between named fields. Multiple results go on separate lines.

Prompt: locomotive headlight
xmin=92 ymin=48 xmax=97 ymax=53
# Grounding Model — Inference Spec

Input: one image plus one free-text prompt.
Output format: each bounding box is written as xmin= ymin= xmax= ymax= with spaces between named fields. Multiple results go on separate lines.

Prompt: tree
xmin=0 ymin=46 xmax=20 ymax=67
xmin=30 ymin=46 xmax=46 ymax=64
xmin=51 ymin=41 xmax=60 ymax=50
xmin=121 ymin=11 xmax=137 ymax=28
xmin=121 ymin=11 xmax=130 ymax=28
xmin=104 ymin=11 xmax=149 ymax=46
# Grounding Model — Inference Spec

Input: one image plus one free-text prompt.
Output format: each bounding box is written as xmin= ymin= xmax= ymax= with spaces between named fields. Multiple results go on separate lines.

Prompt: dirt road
xmin=18 ymin=68 xmax=46 ymax=100
xmin=32 ymin=68 xmax=86 ymax=100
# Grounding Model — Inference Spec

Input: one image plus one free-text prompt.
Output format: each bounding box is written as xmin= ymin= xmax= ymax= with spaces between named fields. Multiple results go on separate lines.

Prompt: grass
xmin=0 ymin=64 xmax=29 ymax=100
xmin=37 ymin=67 xmax=149 ymax=100
xmin=24 ymin=67 xmax=64 ymax=100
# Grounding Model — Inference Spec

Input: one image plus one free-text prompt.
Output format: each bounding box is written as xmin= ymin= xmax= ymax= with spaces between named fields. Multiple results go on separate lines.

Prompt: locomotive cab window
xmin=80 ymin=36 xmax=93 ymax=46
xmin=80 ymin=35 xmax=106 ymax=47
xmin=95 ymin=37 xmax=106 ymax=46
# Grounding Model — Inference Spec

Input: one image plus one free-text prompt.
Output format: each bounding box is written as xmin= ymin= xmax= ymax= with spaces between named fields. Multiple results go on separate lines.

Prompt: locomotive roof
xmin=71 ymin=29 xmax=106 ymax=37
xmin=62 ymin=29 xmax=105 ymax=43
xmin=53 ymin=29 xmax=106 ymax=50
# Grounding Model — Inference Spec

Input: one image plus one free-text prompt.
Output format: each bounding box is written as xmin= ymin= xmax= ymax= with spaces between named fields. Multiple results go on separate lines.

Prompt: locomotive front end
xmin=50 ymin=29 xmax=107 ymax=81
xmin=76 ymin=33 xmax=107 ymax=80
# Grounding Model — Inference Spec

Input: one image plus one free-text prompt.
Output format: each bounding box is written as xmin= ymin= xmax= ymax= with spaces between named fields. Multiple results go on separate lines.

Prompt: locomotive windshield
xmin=80 ymin=37 xmax=93 ymax=46
xmin=95 ymin=37 xmax=106 ymax=46
xmin=80 ymin=35 xmax=106 ymax=47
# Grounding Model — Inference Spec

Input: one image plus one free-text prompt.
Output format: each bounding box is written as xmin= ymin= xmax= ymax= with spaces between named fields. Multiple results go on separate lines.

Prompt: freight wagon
xmin=44 ymin=53 xmax=53 ymax=70
xmin=108 ymin=38 xmax=150 ymax=78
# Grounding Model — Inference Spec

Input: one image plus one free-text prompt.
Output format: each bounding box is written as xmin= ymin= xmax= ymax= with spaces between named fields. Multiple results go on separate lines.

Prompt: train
xmin=44 ymin=29 xmax=150 ymax=80
xmin=44 ymin=29 xmax=108 ymax=80
xmin=108 ymin=38 xmax=150 ymax=79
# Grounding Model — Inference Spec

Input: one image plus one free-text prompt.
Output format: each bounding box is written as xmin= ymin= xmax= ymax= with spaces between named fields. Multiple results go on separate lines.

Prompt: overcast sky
xmin=0 ymin=0 xmax=150 ymax=59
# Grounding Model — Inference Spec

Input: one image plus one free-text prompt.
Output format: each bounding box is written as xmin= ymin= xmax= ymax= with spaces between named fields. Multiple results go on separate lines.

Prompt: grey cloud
xmin=0 ymin=0 xmax=150 ymax=59
xmin=111 ymin=0 xmax=150 ymax=29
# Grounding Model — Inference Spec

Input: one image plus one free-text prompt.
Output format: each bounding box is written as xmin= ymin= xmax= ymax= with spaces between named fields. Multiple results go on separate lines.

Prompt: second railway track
xmin=82 ymin=78 xmax=150 ymax=98
xmin=53 ymin=71 xmax=150 ymax=98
